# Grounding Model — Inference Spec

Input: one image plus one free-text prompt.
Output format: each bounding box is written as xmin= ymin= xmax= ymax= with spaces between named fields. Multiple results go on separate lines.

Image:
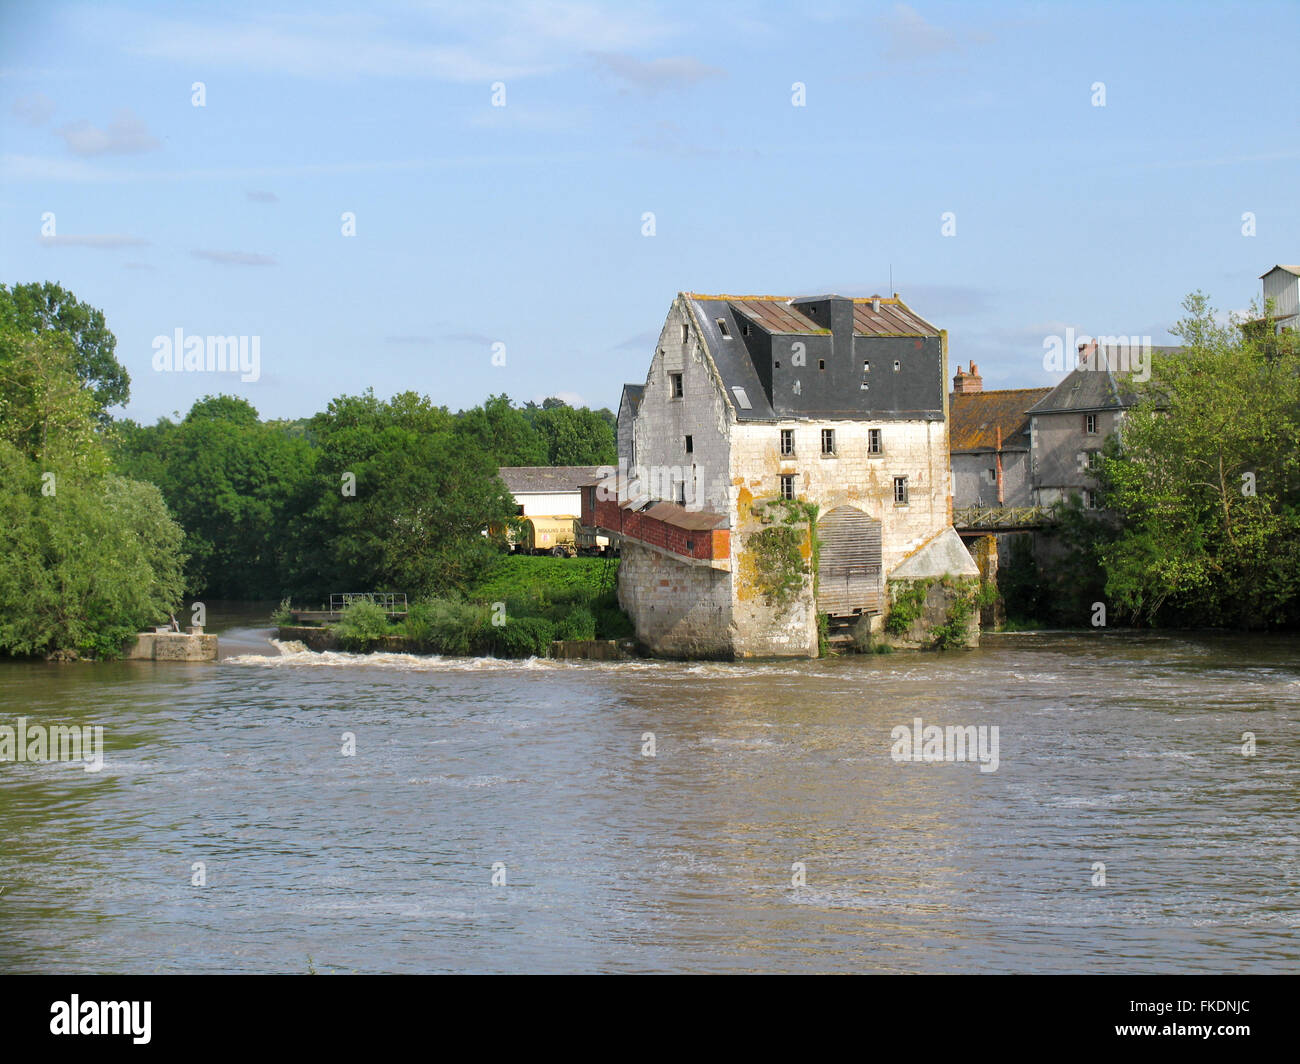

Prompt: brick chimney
xmin=952 ymin=360 xmax=983 ymax=394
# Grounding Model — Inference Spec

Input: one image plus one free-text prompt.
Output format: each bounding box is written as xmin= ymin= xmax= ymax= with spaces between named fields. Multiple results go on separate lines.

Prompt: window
xmin=987 ymin=468 xmax=997 ymax=483
xmin=780 ymin=429 xmax=795 ymax=456
xmin=821 ymin=428 xmax=836 ymax=455
xmin=684 ymin=434 xmax=693 ymax=454
xmin=893 ymin=476 xmax=909 ymax=505
xmin=1085 ymin=414 xmax=1098 ymax=435
xmin=780 ymin=474 xmax=796 ymax=500
xmin=860 ymin=381 xmax=870 ymax=390
xmin=862 ymin=360 xmax=870 ymax=373
xmin=716 ymin=318 xmax=731 ymax=338
xmin=818 ymin=359 xmax=826 ymax=370
xmin=669 ymin=372 xmax=683 ymax=398
xmin=1082 ymin=489 xmax=1098 ymax=510
xmin=868 ymin=428 xmax=882 ymax=455
xmin=742 ymin=322 xmax=750 ymax=336
xmin=680 ymin=324 xmax=689 ymax=344
xmin=675 ymin=481 xmax=686 ymax=505
xmin=893 ymin=360 xmax=901 ymax=372
xmin=1086 ymin=450 xmax=1101 ymax=470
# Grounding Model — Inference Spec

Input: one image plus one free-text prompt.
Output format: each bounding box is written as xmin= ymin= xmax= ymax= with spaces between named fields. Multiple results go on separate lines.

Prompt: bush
xmin=554 ymin=604 xmax=596 ymax=641
xmin=270 ymin=597 xmax=293 ymax=626
xmin=404 ymin=598 xmax=487 ymax=655
xmin=483 ymin=615 xmax=554 ymax=658
xmin=332 ymin=600 xmax=393 ymax=651
xmin=470 ymin=555 xmax=612 ymax=603
xmin=595 ymin=605 xmax=634 ymax=639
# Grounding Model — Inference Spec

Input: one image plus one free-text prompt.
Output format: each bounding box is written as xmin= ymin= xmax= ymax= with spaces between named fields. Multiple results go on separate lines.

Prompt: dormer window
xmin=893 ymin=360 xmax=901 ymax=372
xmin=716 ymin=318 xmax=731 ymax=338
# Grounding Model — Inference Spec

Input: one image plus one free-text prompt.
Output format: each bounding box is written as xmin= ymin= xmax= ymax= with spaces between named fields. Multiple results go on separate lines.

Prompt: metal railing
xmin=953 ymin=506 xmax=1052 ymax=530
xmin=328 ymin=593 xmax=408 ymax=613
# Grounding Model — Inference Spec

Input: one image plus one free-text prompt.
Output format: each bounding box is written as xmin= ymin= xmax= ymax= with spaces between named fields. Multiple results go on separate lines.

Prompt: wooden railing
xmin=953 ymin=506 xmax=1052 ymax=530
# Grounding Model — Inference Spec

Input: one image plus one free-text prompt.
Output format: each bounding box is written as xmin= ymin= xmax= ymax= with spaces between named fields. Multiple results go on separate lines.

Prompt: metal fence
xmin=328 ymin=593 xmax=408 ymax=614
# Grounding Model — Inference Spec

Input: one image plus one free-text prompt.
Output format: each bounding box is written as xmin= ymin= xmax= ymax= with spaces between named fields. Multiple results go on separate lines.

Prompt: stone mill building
xmin=583 ymin=291 xmax=979 ymax=658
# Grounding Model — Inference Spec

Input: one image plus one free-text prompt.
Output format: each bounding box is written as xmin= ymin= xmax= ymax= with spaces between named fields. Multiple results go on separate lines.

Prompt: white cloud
xmin=56 ymin=108 xmax=160 ymax=156
xmin=191 ymin=249 xmax=276 ymax=266
xmin=878 ymin=4 xmax=962 ymax=62
xmin=11 ymin=91 xmax=55 ymax=125
xmin=588 ymin=52 xmax=724 ymax=93
xmin=39 ymin=233 xmax=149 ymax=248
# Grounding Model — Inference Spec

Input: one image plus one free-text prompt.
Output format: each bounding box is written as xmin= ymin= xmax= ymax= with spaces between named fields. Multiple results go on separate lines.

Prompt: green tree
xmin=112 ymin=395 xmax=317 ymax=598
xmin=528 ymin=401 xmax=616 ymax=464
xmin=455 ymin=393 xmax=547 ymax=466
xmin=0 ymin=282 xmax=130 ymax=416
xmin=1099 ymin=293 xmax=1300 ymax=626
xmin=290 ymin=389 xmax=514 ymax=599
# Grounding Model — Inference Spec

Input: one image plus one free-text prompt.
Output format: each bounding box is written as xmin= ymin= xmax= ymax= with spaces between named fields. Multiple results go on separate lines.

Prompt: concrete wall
xmin=729 ymin=418 xmax=952 ymax=578
xmin=616 ymin=541 xmax=734 ymax=658
xmin=952 ymin=449 xmax=1033 ymax=508
xmin=513 ymin=490 xmax=581 ymax=517
xmin=627 ymin=297 xmax=733 ymax=512
xmin=1031 ymin=409 xmax=1121 ymax=505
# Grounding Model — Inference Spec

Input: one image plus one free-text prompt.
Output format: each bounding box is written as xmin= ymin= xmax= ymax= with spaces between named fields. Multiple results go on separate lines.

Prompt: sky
xmin=1 ymin=0 xmax=1297 ymax=424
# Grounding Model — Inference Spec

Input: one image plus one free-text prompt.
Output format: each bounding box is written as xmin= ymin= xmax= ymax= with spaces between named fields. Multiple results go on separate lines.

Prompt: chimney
xmin=952 ymin=360 xmax=983 ymax=395
xmin=871 ymin=296 xmax=881 ymax=314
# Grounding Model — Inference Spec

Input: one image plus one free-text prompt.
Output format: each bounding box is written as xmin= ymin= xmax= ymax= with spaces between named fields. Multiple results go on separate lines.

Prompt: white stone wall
xmin=617 ymin=542 xmax=734 ymax=657
xmin=625 ymin=297 xmax=733 ymax=512
xmin=729 ymin=418 xmax=953 ymax=576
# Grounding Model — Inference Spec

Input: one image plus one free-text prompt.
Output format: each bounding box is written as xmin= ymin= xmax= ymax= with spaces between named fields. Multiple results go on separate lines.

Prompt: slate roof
xmin=1028 ymin=347 xmax=1180 ymax=415
xmin=620 ymin=383 xmax=644 ymax=411
xmin=681 ymin=292 xmax=941 ymax=422
xmin=1261 ymin=265 xmax=1300 ymax=278
xmin=949 ymin=387 xmax=1051 ymax=452
xmin=498 ymin=466 xmax=604 ymax=494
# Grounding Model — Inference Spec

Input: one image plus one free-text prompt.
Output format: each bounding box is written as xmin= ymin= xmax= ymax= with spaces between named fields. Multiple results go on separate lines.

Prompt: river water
xmin=1 ymin=613 xmax=1297 ymax=973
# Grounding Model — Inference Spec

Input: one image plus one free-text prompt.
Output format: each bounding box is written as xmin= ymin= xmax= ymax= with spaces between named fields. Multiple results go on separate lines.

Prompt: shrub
xmin=270 ymin=597 xmax=293 ymax=627
xmin=332 ymin=600 xmax=392 ymax=651
xmin=554 ymin=604 xmax=596 ymax=641
xmin=484 ymin=616 xmax=555 ymax=658
xmin=595 ymin=605 xmax=634 ymax=639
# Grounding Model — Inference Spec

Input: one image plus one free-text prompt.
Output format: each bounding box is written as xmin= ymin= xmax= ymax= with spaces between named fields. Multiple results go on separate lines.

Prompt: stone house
xmin=586 ymin=291 xmax=979 ymax=658
xmin=948 ymin=361 xmax=1050 ymax=510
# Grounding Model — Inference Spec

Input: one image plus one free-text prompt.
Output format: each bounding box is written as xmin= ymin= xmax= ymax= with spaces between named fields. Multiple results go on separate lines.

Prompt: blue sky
xmin=2 ymin=0 xmax=1297 ymax=423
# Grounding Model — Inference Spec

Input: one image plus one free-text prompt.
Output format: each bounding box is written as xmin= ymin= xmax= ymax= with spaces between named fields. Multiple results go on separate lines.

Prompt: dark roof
xmin=682 ymin=291 xmax=941 ymax=422
xmin=949 ymin=388 xmax=1051 ymax=452
xmin=620 ymin=383 xmax=644 ymax=410
xmin=685 ymin=292 xmax=939 ymax=338
xmin=498 ymin=466 xmax=604 ymax=494
xmin=1028 ymin=346 xmax=1180 ymax=414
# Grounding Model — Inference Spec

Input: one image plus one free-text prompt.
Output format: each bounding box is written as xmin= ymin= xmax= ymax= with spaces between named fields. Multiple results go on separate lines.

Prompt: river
xmin=1 ymin=611 xmax=1296 ymax=973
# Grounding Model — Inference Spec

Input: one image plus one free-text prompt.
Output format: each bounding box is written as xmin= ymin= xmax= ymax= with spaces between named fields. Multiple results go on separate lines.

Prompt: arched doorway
xmin=816 ymin=506 xmax=883 ymax=617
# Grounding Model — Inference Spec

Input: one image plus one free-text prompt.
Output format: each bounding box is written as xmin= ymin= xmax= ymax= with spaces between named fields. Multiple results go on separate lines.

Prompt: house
xmin=1027 ymin=342 xmax=1177 ymax=509
xmin=587 ymin=291 xmax=979 ymax=658
xmin=1260 ymin=265 xmax=1300 ymax=333
xmin=948 ymin=361 xmax=1050 ymax=510
xmin=497 ymin=465 xmax=609 ymax=553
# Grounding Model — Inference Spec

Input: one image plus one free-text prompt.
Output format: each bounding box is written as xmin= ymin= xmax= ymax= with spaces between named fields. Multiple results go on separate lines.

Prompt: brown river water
xmin=1 ymin=610 xmax=1297 ymax=973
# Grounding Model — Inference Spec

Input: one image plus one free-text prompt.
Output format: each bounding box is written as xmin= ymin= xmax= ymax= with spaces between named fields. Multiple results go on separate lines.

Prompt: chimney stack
xmin=952 ymin=360 xmax=983 ymax=395
xmin=871 ymin=296 xmax=881 ymax=313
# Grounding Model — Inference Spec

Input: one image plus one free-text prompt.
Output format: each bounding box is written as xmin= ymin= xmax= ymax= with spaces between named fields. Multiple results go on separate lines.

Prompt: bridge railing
xmin=953 ymin=506 xmax=1052 ymax=530
xmin=328 ymin=593 xmax=408 ymax=614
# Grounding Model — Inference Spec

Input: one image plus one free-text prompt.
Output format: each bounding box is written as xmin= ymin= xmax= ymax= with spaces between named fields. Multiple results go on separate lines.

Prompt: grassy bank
xmin=297 ymin=555 xmax=632 ymax=658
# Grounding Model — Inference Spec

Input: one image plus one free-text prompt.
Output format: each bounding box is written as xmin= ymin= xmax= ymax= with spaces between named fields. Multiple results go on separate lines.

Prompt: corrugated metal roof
xmin=499 ymin=466 xmax=605 ymax=494
xmin=684 ymin=293 xmax=939 ymax=337
xmin=1260 ymin=265 xmax=1300 ymax=278
xmin=633 ymin=500 xmax=728 ymax=531
xmin=949 ymin=388 xmax=1051 ymax=452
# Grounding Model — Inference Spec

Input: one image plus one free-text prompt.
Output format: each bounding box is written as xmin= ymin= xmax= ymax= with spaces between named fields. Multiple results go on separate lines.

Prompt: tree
xmin=1099 ymin=293 xmax=1300 ymax=627
xmin=112 ymin=395 xmax=317 ymax=598
xmin=0 ymin=282 xmax=130 ymax=416
xmin=527 ymin=401 xmax=616 ymax=465
xmin=290 ymin=390 xmax=515 ymax=599
xmin=455 ymin=393 xmax=547 ymax=466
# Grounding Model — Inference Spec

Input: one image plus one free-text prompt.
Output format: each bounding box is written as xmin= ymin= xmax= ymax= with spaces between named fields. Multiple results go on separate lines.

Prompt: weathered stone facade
xmin=603 ymin=292 xmax=979 ymax=658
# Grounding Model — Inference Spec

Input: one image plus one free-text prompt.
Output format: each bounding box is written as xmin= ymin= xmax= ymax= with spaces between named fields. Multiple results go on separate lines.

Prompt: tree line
xmin=0 ymin=281 xmax=615 ymax=657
